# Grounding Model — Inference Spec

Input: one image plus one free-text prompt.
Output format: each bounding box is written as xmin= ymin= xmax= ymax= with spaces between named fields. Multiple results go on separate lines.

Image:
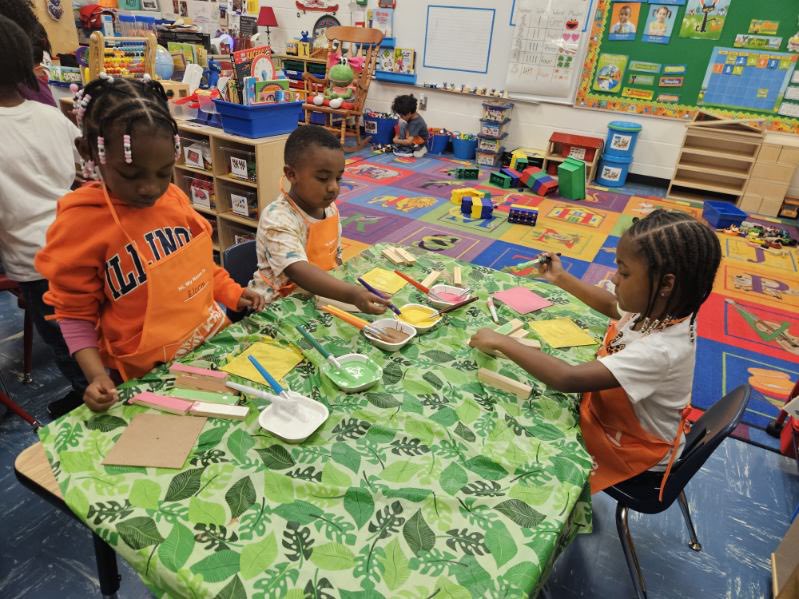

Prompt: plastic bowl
xmin=258 ymin=390 xmax=329 ymax=444
xmin=396 ymin=303 xmax=442 ymax=333
xmin=363 ymin=318 xmax=416 ymax=351
xmin=321 ymin=353 xmax=382 ymax=392
xmin=427 ymin=284 xmax=470 ymax=309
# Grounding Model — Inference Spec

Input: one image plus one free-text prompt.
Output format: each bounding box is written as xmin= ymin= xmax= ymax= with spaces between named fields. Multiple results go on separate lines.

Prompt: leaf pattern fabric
xmin=38 ymin=244 xmax=601 ymax=598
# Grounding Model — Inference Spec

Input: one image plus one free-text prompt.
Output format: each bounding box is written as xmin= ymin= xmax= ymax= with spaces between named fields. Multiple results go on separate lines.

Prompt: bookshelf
xmin=271 ymin=53 xmax=327 ymax=100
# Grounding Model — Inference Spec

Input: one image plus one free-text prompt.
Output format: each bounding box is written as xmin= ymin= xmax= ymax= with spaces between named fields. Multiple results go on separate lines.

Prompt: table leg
xmin=92 ymin=533 xmax=121 ymax=598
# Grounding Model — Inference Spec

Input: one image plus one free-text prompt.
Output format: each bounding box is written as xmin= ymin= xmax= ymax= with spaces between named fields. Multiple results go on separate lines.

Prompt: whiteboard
xmin=505 ymin=0 xmax=595 ymax=104
xmin=423 ymin=6 xmax=496 ymax=74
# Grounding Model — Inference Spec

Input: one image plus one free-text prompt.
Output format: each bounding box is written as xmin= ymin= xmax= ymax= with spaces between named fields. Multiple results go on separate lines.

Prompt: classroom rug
xmin=336 ymin=149 xmax=799 ymax=452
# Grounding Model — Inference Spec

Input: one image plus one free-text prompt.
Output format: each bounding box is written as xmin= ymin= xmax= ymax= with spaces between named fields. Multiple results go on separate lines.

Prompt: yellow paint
xmin=398 ymin=306 xmax=440 ymax=326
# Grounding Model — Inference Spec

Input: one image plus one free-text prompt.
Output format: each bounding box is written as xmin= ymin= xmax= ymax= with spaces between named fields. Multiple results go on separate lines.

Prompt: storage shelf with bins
xmin=271 ymin=54 xmax=327 ymax=100
xmin=667 ymin=111 xmax=762 ymax=206
xmin=173 ymin=120 xmax=288 ymax=264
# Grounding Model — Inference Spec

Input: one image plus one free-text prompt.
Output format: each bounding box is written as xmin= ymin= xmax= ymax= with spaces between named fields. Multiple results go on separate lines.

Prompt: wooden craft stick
xmin=496 ymin=318 xmax=524 ymax=336
xmin=453 ymin=266 xmax=462 ymax=286
xmin=315 ymin=295 xmax=359 ymax=312
xmin=510 ymin=328 xmax=528 ymax=339
xmin=131 ymin=392 xmax=193 ymax=415
xmin=170 ymin=363 xmax=227 ymax=379
xmin=189 ymin=402 xmax=249 ymax=420
xmin=477 ymin=368 xmax=532 ymax=400
xmin=382 ymin=247 xmax=405 ymax=264
xmin=173 ymin=372 xmax=230 ymax=394
xmin=395 ymin=247 xmax=416 ymax=264
xmin=420 ymin=270 xmax=441 ymax=288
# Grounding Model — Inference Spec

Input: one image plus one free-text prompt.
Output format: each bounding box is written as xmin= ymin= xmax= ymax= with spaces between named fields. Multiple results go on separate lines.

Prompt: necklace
xmin=605 ymin=314 xmax=693 ymax=355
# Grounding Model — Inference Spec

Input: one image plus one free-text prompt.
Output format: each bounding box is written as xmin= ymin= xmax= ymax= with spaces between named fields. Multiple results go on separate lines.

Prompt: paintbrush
xmin=322 ymin=305 xmax=407 ymax=343
xmin=356 ymin=277 xmax=402 ymax=315
xmin=423 ymin=295 xmax=479 ymax=320
xmin=243 ymin=357 xmax=307 ymax=421
xmin=393 ymin=270 xmax=468 ymax=302
xmin=294 ymin=324 xmax=357 ymax=384
xmin=502 ymin=253 xmax=562 ymax=272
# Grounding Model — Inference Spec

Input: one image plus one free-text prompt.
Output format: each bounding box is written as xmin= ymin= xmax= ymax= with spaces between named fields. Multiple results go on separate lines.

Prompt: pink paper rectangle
xmin=169 ymin=363 xmax=227 ymax=379
xmin=131 ymin=392 xmax=194 ymax=415
xmin=493 ymin=287 xmax=553 ymax=315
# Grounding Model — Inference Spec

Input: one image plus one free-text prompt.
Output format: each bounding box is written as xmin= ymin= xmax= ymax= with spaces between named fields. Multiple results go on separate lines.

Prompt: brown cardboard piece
xmin=773 ymin=516 xmax=799 ymax=598
xmin=102 ymin=413 xmax=207 ymax=469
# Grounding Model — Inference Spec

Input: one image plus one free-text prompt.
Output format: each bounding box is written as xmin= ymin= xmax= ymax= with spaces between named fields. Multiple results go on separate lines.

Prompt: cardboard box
xmin=738 ymin=194 xmax=762 ymax=214
xmin=758 ymin=143 xmax=782 ymax=162
xmin=746 ymin=177 xmax=790 ymax=201
xmin=772 ymin=516 xmax=799 ymax=599
xmin=751 ymin=161 xmax=795 ymax=182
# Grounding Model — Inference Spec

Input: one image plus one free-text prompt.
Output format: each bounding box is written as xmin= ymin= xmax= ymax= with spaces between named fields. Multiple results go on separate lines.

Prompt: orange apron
xmin=581 ymin=316 xmax=691 ymax=501
xmin=259 ymin=195 xmax=339 ymax=296
xmin=100 ymin=186 xmax=228 ymax=380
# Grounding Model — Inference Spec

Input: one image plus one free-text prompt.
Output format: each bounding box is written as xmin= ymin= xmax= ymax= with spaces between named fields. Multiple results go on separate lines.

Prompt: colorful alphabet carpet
xmin=336 ymin=150 xmax=799 ymax=452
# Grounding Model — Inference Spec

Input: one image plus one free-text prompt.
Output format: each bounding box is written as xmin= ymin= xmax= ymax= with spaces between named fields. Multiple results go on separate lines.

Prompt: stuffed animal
xmin=313 ymin=56 xmax=357 ymax=109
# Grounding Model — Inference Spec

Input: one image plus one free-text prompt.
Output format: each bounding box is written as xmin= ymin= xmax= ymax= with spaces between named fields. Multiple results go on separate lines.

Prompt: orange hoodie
xmin=35 ymin=183 xmax=243 ymax=361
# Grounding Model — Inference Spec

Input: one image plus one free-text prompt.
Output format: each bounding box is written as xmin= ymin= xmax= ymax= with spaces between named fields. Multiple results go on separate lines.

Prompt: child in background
xmin=611 ymin=5 xmax=636 ymax=35
xmin=36 ymin=75 xmax=264 ymax=412
xmin=0 ymin=15 xmax=87 ymax=417
xmin=249 ymin=126 xmax=389 ymax=314
xmin=647 ymin=6 xmax=671 ymax=36
xmin=470 ymin=210 xmax=721 ymax=498
xmin=392 ymin=94 xmax=429 ymax=158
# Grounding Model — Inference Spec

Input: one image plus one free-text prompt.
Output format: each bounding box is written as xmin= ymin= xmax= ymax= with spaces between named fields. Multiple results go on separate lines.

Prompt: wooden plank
xmin=477 ymin=368 xmax=532 ymax=400
xmin=189 ymin=402 xmax=249 ymax=420
xmin=453 ymin=266 xmax=462 ymax=286
xmin=509 ymin=328 xmax=528 ymax=339
xmin=14 ymin=443 xmax=62 ymax=499
xmin=394 ymin=247 xmax=416 ymax=264
xmin=496 ymin=318 xmax=524 ymax=335
xmin=381 ymin=247 xmax=405 ymax=264
xmin=421 ymin=270 xmax=442 ymax=288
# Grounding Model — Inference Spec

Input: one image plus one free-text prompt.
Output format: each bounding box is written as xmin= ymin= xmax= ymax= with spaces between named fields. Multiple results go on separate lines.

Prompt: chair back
xmin=606 ymin=385 xmax=750 ymax=512
xmin=222 ymin=240 xmax=257 ymax=323
xmin=322 ymin=26 xmax=383 ymax=113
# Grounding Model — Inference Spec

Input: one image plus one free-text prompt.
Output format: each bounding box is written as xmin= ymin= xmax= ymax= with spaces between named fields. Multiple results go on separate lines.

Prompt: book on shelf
xmin=230 ymin=45 xmax=275 ymax=85
xmin=378 ymin=47 xmax=394 ymax=72
xmin=393 ymin=48 xmax=414 ymax=74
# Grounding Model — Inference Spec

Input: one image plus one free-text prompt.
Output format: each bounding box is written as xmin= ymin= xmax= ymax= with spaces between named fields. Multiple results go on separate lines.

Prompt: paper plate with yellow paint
xmin=396 ymin=303 xmax=441 ymax=333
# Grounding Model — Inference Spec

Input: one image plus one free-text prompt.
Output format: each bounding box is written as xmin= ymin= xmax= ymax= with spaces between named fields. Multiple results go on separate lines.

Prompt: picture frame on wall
xmin=141 ymin=0 xmax=160 ymax=10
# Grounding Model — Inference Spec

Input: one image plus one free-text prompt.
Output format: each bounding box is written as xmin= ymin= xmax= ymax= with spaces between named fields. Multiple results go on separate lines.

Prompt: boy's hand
xmin=237 ymin=288 xmax=266 ymax=312
xmin=351 ymin=288 xmax=389 ymax=314
xmin=83 ymin=374 xmax=119 ymax=412
xmin=538 ymin=252 xmax=565 ymax=284
xmin=469 ymin=328 xmax=505 ymax=353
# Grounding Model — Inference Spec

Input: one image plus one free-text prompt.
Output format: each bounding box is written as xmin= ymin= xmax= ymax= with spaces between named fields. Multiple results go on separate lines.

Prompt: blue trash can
xmin=452 ymin=136 xmax=477 ymax=160
xmin=363 ymin=115 xmax=397 ymax=144
xmin=596 ymin=154 xmax=632 ymax=187
xmin=604 ymin=121 xmax=642 ymax=159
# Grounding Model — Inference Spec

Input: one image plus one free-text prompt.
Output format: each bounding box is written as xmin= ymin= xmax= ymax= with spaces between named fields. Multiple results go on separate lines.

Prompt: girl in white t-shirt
xmin=469 ymin=209 xmax=721 ymax=499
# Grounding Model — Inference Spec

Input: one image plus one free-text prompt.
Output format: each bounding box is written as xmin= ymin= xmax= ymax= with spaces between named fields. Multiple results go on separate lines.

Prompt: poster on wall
xmin=505 ymin=0 xmax=594 ymax=103
xmin=678 ymin=0 xmax=730 ymax=41
xmin=592 ymin=53 xmax=628 ymax=92
xmin=642 ymin=4 xmax=677 ymax=43
xmin=608 ymin=3 xmax=640 ymax=40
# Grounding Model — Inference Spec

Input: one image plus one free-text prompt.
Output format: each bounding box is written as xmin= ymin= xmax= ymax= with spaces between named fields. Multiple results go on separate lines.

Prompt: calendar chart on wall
xmin=505 ymin=0 xmax=595 ymax=104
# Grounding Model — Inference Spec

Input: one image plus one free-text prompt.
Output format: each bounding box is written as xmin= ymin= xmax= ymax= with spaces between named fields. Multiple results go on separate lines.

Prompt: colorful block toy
xmin=531 ymin=174 xmax=558 ymax=196
xmin=520 ymin=166 xmax=542 ymax=186
xmin=500 ymin=168 xmax=522 ymax=187
xmin=461 ymin=195 xmax=494 ymax=219
xmin=508 ymin=204 xmax=538 ymax=226
xmin=489 ymin=171 xmax=513 ymax=188
xmin=450 ymin=187 xmax=483 ymax=205
xmin=558 ymin=157 xmax=586 ymax=200
xmin=451 ymin=167 xmax=479 ymax=179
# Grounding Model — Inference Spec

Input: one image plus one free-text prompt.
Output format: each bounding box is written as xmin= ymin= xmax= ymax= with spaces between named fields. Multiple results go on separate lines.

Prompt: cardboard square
xmin=102 ymin=414 xmax=206 ymax=469
xmin=493 ymin=287 xmax=553 ymax=314
xmin=529 ymin=318 xmax=598 ymax=348
xmin=222 ymin=341 xmax=303 ymax=385
xmin=360 ymin=267 xmax=408 ymax=295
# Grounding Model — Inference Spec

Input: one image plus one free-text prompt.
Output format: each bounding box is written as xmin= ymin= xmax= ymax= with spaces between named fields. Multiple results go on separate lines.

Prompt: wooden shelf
xmin=667 ymin=185 xmax=740 ymax=204
xmin=215 ymin=173 xmax=259 ymax=189
xmin=676 ymin=162 xmax=751 ymax=180
xmin=175 ymin=163 xmax=214 ymax=177
xmin=680 ymin=146 xmax=756 ymax=162
xmin=218 ymin=211 xmax=259 ymax=228
xmin=671 ymin=177 xmax=743 ymax=196
xmin=192 ymin=205 xmax=216 ymax=217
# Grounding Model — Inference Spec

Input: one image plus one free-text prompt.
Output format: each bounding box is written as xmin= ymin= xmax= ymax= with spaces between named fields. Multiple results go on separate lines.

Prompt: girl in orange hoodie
xmin=36 ymin=75 xmax=264 ymax=412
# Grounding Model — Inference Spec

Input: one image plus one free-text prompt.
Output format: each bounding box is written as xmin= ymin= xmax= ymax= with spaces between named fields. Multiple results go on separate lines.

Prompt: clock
xmin=313 ymin=15 xmax=341 ymax=42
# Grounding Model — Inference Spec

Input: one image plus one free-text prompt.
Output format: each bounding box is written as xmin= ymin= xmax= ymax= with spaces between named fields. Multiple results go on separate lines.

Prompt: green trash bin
xmin=557 ymin=157 xmax=586 ymax=200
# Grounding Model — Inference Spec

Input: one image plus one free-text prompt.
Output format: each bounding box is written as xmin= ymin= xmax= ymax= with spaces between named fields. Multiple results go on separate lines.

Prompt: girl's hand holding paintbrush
xmin=535 ymin=252 xmax=565 ymax=283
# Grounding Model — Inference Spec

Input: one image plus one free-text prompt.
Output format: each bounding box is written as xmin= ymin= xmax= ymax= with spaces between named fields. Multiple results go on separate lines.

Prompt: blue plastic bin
xmin=213 ymin=100 xmax=303 ymax=138
xmin=363 ymin=115 xmax=397 ymax=144
xmin=702 ymin=200 xmax=747 ymax=229
xmin=427 ymin=133 xmax=450 ymax=155
xmin=452 ymin=137 xmax=477 ymax=160
xmin=604 ymin=121 xmax=642 ymax=159
xmin=596 ymin=154 xmax=632 ymax=187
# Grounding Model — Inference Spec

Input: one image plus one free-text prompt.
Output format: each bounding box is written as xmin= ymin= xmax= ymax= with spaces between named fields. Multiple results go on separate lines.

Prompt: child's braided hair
xmin=624 ymin=209 xmax=721 ymax=326
xmin=73 ymin=74 xmax=180 ymax=165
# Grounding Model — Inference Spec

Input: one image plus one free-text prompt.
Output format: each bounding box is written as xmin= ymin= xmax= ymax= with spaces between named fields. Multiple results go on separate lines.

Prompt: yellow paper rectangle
xmin=529 ymin=318 xmax=597 ymax=348
xmin=222 ymin=341 xmax=303 ymax=385
xmin=360 ymin=267 xmax=407 ymax=295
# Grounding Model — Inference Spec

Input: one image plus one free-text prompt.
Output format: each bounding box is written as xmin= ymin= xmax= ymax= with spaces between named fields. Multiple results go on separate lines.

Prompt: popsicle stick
xmin=510 ymin=328 xmax=528 ymax=339
xmin=477 ymin=368 xmax=532 ymax=400
xmin=131 ymin=392 xmax=193 ymax=415
xmin=315 ymin=295 xmax=359 ymax=312
xmin=382 ymin=247 xmax=405 ymax=264
xmin=453 ymin=266 xmax=462 ymax=286
xmin=421 ymin=270 xmax=441 ymax=288
xmin=189 ymin=402 xmax=249 ymax=420
xmin=395 ymin=247 xmax=416 ymax=264
xmin=496 ymin=318 xmax=524 ymax=335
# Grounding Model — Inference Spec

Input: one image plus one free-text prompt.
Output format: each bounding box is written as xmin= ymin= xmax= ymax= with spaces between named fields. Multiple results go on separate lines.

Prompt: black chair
xmin=222 ymin=240 xmax=257 ymax=323
xmin=604 ymin=384 xmax=751 ymax=599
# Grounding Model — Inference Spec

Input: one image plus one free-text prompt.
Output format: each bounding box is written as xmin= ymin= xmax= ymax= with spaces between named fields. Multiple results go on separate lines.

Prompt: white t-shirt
xmin=598 ymin=312 xmax=694 ymax=469
xmin=0 ymin=100 xmax=80 ymax=281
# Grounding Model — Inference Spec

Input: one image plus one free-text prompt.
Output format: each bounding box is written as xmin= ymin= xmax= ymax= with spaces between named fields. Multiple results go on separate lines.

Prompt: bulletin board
xmin=575 ymin=0 xmax=799 ymax=133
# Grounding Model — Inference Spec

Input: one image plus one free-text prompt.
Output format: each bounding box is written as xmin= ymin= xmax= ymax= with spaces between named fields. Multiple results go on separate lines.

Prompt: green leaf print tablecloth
xmin=38 ymin=244 xmax=608 ymax=599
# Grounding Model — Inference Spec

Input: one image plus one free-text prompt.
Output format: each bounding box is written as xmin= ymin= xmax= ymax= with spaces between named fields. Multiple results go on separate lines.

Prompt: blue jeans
xmin=18 ymin=279 xmax=87 ymax=394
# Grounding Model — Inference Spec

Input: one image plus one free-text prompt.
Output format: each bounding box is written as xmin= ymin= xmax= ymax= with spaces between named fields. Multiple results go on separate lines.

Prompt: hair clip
xmin=123 ymin=134 xmax=132 ymax=164
xmin=97 ymin=136 xmax=106 ymax=165
xmin=174 ymin=134 xmax=181 ymax=161
xmin=142 ymin=73 xmax=152 ymax=82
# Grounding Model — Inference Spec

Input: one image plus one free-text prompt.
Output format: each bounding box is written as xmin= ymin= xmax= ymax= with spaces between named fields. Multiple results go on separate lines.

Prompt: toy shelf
xmin=543 ymin=133 xmax=603 ymax=184
xmin=272 ymin=53 xmax=327 ymax=100
xmin=667 ymin=111 xmax=762 ymax=207
xmin=174 ymin=120 xmax=288 ymax=264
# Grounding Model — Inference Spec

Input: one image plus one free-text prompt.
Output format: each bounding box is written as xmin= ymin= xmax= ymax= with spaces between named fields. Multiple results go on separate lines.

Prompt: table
xmin=33 ymin=244 xmax=605 ymax=598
